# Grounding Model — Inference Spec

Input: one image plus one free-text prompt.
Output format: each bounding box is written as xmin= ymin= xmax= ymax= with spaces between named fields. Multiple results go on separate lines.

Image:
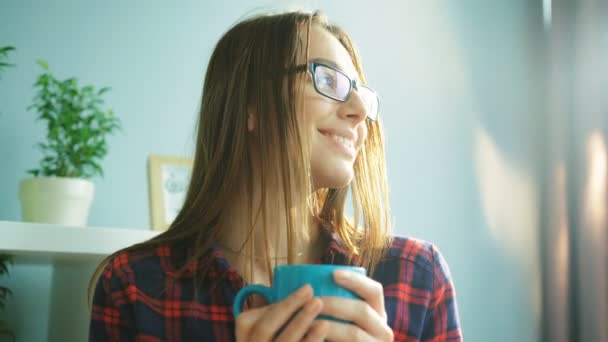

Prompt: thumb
xmin=234 ymin=304 xmax=271 ymax=341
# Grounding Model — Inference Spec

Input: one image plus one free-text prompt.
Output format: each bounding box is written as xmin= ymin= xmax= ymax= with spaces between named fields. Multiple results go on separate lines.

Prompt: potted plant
xmin=1 ymin=45 xmax=16 ymax=342
xmin=19 ymin=60 xmax=121 ymax=226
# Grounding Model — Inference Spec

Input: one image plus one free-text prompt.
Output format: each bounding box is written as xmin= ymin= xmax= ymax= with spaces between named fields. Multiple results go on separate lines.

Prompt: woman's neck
xmin=218 ymin=213 xmax=322 ymax=261
xmin=217 ymin=210 xmax=325 ymax=286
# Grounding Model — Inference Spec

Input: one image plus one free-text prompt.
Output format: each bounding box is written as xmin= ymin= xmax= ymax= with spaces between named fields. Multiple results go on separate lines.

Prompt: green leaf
xmin=0 ymin=287 xmax=11 ymax=300
xmin=0 ymin=256 xmax=12 ymax=275
xmin=98 ymin=87 xmax=111 ymax=95
xmin=82 ymin=85 xmax=94 ymax=94
xmin=91 ymin=161 xmax=103 ymax=177
xmin=36 ymin=59 xmax=49 ymax=70
xmin=0 ymin=46 xmax=15 ymax=54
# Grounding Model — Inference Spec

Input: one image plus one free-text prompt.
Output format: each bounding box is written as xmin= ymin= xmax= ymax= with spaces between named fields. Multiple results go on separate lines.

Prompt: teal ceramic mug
xmin=232 ymin=264 xmax=366 ymax=321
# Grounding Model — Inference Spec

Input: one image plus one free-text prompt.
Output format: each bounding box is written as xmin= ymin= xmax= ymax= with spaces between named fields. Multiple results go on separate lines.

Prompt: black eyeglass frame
xmin=292 ymin=62 xmax=380 ymax=121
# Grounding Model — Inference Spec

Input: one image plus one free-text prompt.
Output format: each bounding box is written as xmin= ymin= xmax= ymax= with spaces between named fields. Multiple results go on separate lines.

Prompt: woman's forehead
xmin=306 ymin=25 xmax=359 ymax=80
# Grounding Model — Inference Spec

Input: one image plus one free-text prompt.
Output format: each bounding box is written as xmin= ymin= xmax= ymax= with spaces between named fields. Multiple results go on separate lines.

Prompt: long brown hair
xmin=89 ymin=10 xmax=391 ymax=300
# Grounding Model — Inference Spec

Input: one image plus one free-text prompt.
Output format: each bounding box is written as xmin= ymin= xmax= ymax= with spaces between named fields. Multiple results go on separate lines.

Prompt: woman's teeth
xmin=327 ymin=134 xmax=354 ymax=149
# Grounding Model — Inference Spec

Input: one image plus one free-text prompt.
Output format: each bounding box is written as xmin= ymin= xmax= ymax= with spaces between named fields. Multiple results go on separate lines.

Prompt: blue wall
xmin=0 ymin=1 xmax=545 ymax=341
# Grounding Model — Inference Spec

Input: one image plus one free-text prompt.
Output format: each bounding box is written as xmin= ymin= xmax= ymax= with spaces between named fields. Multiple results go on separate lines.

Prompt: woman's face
xmin=300 ymin=25 xmax=369 ymax=189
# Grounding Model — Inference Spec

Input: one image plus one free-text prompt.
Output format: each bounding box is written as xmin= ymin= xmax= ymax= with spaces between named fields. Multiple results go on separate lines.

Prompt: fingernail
xmin=335 ymin=270 xmax=350 ymax=280
xmin=308 ymin=298 xmax=321 ymax=311
xmin=295 ymin=284 xmax=312 ymax=298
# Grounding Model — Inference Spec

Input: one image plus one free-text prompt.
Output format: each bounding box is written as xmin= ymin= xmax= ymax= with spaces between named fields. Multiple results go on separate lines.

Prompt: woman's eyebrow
xmin=310 ymin=57 xmax=359 ymax=82
xmin=310 ymin=57 xmax=342 ymax=69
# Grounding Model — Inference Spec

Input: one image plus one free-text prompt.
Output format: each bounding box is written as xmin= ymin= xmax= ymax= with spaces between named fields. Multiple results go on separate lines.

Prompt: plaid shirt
xmin=89 ymin=230 xmax=462 ymax=341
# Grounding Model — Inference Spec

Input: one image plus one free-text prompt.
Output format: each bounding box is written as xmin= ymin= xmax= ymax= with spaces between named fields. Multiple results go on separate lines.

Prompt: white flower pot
xmin=19 ymin=177 xmax=95 ymax=226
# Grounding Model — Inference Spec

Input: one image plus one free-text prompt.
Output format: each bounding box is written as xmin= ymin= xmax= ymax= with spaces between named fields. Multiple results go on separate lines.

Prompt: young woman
xmin=89 ymin=10 xmax=462 ymax=342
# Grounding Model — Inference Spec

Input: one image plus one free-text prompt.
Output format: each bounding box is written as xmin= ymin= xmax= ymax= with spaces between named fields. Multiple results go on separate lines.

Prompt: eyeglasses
xmin=293 ymin=62 xmax=380 ymax=121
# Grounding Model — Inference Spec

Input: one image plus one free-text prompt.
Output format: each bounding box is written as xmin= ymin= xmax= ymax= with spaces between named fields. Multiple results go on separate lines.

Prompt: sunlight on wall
xmin=583 ymin=132 xmax=607 ymax=234
xmin=553 ymin=164 xmax=569 ymax=295
xmin=544 ymin=162 xmax=571 ymax=341
xmin=543 ymin=0 xmax=552 ymax=29
xmin=474 ymin=125 xmax=539 ymax=257
xmin=577 ymin=131 xmax=608 ymax=342
xmin=581 ymin=130 xmax=608 ymax=312
xmin=473 ymin=125 xmax=541 ymax=321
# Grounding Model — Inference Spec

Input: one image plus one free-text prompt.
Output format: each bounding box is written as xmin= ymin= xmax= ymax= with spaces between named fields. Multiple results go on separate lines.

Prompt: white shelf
xmin=0 ymin=220 xmax=160 ymax=263
xmin=0 ymin=220 xmax=161 ymax=341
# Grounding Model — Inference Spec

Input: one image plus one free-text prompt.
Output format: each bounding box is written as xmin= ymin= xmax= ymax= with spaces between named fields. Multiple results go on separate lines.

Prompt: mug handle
xmin=233 ymin=284 xmax=275 ymax=317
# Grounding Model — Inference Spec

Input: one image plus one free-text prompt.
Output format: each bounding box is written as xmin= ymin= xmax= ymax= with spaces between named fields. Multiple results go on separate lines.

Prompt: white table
xmin=0 ymin=221 xmax=158 ymax=341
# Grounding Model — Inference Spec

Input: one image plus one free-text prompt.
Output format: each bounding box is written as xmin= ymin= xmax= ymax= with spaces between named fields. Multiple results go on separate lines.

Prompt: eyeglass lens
xmin=313 ymin=64 xmax=378 ymax=120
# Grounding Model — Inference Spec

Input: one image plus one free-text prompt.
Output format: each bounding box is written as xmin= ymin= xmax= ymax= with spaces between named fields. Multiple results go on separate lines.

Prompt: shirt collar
xmin=171 ymin=225 xmax=357 ymax=288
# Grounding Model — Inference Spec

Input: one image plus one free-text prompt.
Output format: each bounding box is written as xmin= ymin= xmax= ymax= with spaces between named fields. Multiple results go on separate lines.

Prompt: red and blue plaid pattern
xmin=90 ymin=231 xmax=462 ymax=341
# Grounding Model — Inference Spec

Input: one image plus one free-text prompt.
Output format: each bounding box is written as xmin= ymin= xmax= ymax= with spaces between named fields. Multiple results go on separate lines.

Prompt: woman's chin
xmin=312 ymin=170 xmax=354 ymax=189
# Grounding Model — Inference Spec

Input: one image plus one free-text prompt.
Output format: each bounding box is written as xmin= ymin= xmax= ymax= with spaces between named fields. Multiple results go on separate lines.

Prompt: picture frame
xmin=147 ymin=154 xmax=193 ymax=231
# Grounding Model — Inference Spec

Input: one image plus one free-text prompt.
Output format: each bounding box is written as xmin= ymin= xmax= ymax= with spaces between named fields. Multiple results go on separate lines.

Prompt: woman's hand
xmin=319 ymin=270 xmax=394 ymax=342
xmin=235 ymin=284 xmax=330 ymax=342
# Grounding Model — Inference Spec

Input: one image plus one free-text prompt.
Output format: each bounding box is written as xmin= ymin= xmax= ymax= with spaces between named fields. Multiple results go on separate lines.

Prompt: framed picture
xmin=148 ymin=154 xmax=193 ymax=231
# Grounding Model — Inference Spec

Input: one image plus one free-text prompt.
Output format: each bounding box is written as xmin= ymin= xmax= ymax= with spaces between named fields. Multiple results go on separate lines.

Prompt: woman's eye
xmin=318 ymin=73 xmax=336 ymax=88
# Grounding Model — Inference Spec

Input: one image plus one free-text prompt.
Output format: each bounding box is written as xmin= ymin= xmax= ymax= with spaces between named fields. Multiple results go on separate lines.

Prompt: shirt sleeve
xmin=421 ymin=245 xmax=463 ymax=342
xmin=89 ymin=258 xmax=136 ymax=341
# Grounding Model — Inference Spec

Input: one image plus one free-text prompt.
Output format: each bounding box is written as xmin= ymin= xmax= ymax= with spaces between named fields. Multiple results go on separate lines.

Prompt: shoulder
xmin=382 ymin=236 xmax=451 ymax=273
xmin=374 ymin=236 xmax=462 ymax=339
xmin=103 ymin=245 xmax=170 ymax=275
xmin=373 ymin=236 xmax=454 ymax=290
xmin=97 ymin=245 xmax=177 ymax=296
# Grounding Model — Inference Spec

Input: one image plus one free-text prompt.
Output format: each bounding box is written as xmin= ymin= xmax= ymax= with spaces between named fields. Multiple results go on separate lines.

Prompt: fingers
xmin=276 ymin=298 xmax=324 ymax=342
xmin=302 ymin=320 xmax=330 ymax=342
xmin=334 ymin=270 xmax=386 ymax=319
xmin=236 ymin=285 xmax=313 ymax=341
xmin=319 ymin=271 xmax=394 ymax=342
xmin=319 ymin=296 xmax=391 ymax=338
xmin=234 ymin=305 xmax=271 ymax=341
xmin=322 ymin=320 xmax=374 ymax=342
